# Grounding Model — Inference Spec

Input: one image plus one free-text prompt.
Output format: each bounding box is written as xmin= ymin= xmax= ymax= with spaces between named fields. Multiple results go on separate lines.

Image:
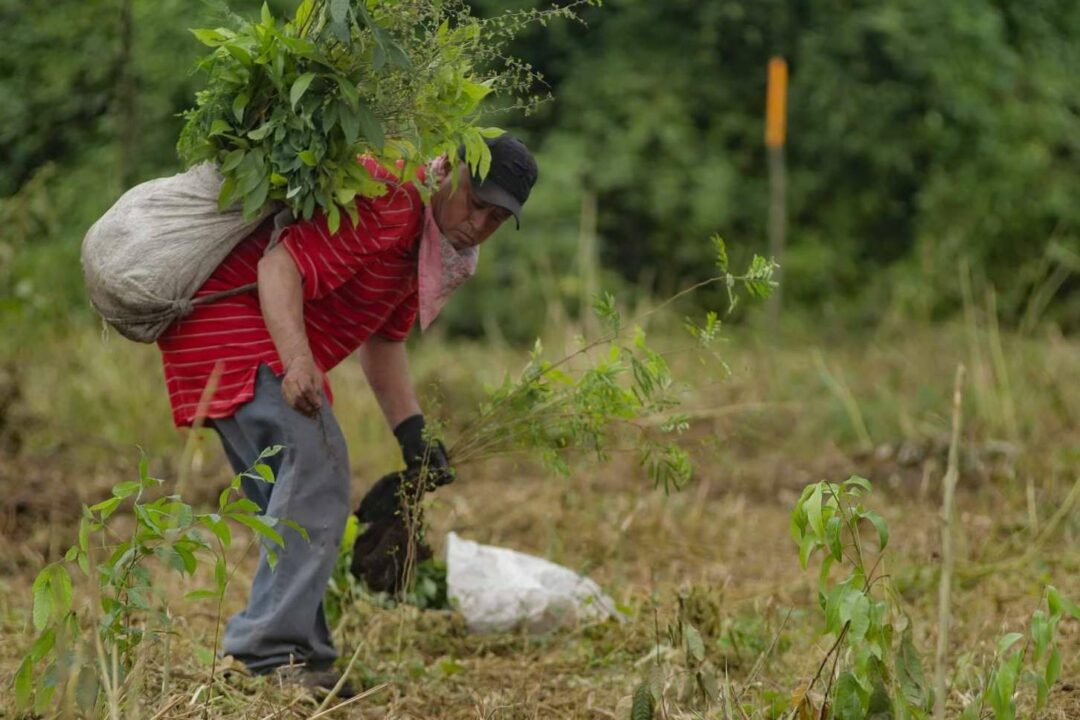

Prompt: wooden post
xmin=765 ymin=57 xmax=788 ymax=326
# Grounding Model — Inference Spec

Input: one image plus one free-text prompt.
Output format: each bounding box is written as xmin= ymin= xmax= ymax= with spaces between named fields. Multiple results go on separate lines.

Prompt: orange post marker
xmin=765 ymin=57 xmax=788 ymax=148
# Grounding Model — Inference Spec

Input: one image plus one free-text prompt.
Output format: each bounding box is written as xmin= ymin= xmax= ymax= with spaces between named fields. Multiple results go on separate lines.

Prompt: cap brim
xmin=473 ymin=179 xmax=523 ymax=230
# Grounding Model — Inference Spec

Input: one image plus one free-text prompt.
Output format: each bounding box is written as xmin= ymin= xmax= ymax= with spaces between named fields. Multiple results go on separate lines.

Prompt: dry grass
xmin=0 ymin=315 xmax=1077 ymax=718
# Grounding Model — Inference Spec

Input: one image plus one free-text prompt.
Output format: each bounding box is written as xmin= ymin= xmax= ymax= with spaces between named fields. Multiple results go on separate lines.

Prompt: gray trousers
xmin=211 ymin=365 xmax=350 ymax=673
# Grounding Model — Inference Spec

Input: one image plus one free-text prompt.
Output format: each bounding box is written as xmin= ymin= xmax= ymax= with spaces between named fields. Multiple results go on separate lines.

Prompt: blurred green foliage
xmin=1 ymin=0 xmax=1077 ymax=341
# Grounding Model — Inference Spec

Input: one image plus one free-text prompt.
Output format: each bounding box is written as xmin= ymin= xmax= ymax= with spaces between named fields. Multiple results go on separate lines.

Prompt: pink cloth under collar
xmin=417 ymin=201 xmax=478 ymax=331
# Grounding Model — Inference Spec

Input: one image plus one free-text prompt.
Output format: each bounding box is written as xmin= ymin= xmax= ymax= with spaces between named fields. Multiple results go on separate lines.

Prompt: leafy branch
xmin=443 ymin=237 xmax=778 ymax=493
xmin=177 ymin=0 xmax=599 ymax=231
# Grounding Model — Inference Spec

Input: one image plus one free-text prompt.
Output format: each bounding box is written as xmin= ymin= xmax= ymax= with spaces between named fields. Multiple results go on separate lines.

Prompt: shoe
xmin=272 ymin=664 xmax=357 ymax=698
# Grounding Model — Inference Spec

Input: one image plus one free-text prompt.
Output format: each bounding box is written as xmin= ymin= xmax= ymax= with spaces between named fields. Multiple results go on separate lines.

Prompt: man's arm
xmin=357 ymin=335 xmax=422 ymax=428
xmin=359 ymin=335 xmax=453 ymax=486
xmin=258 ymin=244 xmax=323 ymax=415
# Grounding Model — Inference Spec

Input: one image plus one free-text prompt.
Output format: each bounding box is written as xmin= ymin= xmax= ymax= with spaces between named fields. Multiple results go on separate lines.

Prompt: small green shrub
xmin=13 ymin=446 xmax=302 ymax=715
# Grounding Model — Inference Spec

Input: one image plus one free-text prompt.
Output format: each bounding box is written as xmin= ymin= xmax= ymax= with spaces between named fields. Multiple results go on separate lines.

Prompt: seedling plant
xmin=13 ymin=447 xmax=299 ymax=715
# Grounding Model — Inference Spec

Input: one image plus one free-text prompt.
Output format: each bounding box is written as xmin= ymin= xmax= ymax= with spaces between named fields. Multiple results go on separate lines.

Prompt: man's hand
xmin=393 ymin=414 xmax=454 ymax=487
xmin=282 ymin=355 xmax=323 ymax=415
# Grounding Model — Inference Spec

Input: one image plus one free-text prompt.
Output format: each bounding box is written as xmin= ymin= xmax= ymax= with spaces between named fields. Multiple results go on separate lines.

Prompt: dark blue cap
xmin=457 ymin=134 xmax=538 ymax=229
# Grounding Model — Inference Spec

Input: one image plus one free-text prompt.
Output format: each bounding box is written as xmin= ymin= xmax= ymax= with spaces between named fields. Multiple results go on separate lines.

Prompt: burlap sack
xmin=81 ymin=163 xmax=275 ymax=342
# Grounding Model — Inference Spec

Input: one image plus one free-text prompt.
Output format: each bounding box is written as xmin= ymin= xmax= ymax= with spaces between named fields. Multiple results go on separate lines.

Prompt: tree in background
xmin=452 ymin=0 xmax=1079 ymax=336
xmin=2 ymin=0 xmax=1078 ymax=337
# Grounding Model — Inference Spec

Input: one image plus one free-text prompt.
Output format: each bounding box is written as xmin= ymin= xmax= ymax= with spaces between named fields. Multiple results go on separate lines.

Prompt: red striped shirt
xmin=158 ymin=159 xmax=421 ymax=427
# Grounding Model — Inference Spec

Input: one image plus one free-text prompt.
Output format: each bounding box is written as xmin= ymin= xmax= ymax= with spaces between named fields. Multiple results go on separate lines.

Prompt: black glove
xmin=392 ymin=414 xmax=454 ymax=488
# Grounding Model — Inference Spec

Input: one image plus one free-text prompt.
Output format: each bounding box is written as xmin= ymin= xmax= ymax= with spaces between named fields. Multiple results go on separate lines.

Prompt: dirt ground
xmin=1 ymin=324 xmax=1078 ymax=718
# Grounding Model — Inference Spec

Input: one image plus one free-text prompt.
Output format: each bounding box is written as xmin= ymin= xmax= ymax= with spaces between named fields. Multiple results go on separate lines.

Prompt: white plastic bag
xmin=81 ymin=163 xmax=276 ymax=343
xmin=446 ymin=532 xmax=624 ymax=634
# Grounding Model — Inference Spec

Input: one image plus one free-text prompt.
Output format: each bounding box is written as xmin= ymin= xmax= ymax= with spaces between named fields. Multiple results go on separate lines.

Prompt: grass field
xmin=1 ymin=313 xmax=1077 ymax=718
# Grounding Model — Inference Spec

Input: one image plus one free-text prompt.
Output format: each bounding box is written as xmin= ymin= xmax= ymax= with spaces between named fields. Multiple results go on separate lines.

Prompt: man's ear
xmin=431 ymin=154 xmax=451 ymax=185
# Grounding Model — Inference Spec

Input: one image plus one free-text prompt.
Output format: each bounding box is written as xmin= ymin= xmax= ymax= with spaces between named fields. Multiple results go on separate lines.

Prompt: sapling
xmin=178 ymin=0 xmax=600 ymax=231
xmin=13 ymin=447 xmax=302 ymax=716
xmin=344 ymin=238 xmax=777 ymax=603
xmin=789 ymin=476 xmax=1080 ymax=720
xmin=443 ymin=237 xmax=778 ymax=492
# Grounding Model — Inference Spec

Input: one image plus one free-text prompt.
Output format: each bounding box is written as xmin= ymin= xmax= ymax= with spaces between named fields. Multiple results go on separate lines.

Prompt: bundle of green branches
xmin=445 ymin=238 xmax=778 ymax=493
xmin=177 ymin=0 xmax=596 ymax=232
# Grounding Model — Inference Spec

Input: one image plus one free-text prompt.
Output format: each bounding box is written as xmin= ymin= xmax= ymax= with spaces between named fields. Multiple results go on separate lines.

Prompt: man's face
xmin=431 ymin=163 xmax=513 ymax=251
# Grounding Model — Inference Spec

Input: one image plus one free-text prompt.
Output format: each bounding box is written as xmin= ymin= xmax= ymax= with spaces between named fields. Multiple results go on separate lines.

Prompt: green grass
xmin=0 ymin=312 xmax=1077 ymax=718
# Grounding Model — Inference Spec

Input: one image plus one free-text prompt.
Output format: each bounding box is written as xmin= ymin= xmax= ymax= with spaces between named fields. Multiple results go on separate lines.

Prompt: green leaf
xmin=1047 ymin=585 xmax=1063 ymax=617
xmin=293 ymin=0 xmax=315 ymax=26
xmin=330 ymin=0 xmax=349 ymax=25
xmin=960 ymin=701 xmax=982 ymax=720
xmin=996 ymin=632 xmax=1024 ymax=656
xmin=280 ymin=518 xmax=310 ymax=542
xmin=1048 ymin=587 xmax=1080 ymax=620
xmin=335 ymin=76 xmax=359 ymax=109
xmin=154 ymin=545 xmax=185 ymax=573
xmin=684 ymin=623 xmax=705 ymax=663
xmin=190 ymin=28 xmax=229 ymax=47
xmin=89 ymin=500 xmax=122 ymax=524
xmin=258 ymin=445 xmax=284 ymax=460
xmin=14 ymin=658 xmax=31 ymax=710
xmin=247 ymin=123 xmax=274 ymax=141
xmin=221 ymin=149 xmax=245 ymax=173
xmin=186 ymin=589 xmax=219 ymax=602
xmin=825 ymin=514 xmax=843 ymax=561
xmin=989 ymin=658 xmax=1018 ymax=720
xmin=243 ymin=175 xmax=269 ymax=218
xmin=798 ymin=533 xmax=817 ymax=570
xmin=232 ymin=92 xmax=250 ymax=123
xmin=225 ymin=498 xmax=262 ymax=514
xmin=896 ymin=628 xmax=928 ymax=707
xmin=340 ymin=103 xmax=360 ymax=144
xmin=209 ymin=119 xmax=232 ymax=137
xmin=845 ymin=475 xmax=873 ymax=493
xmin=356 ymin=104 xmax=384 ymax=150
xmin=290 ymin=73 xmax=316 ymax=109
xmin=33 ymin=683 xmax=56 ymax=715
xmin=252 ymin=464 xmax=273 ymax=484
xmin=112 ymin=480 xmax=141 ymax=499
xmin=841 ymin=591 xmax=871 ymax=642
xmin=462 ymin=80 xmax=492 ymax=102
xmin=226 ymin=43 xmax=252 ymax=68
xmin=51 ymin=565 xmax=72 ymax=617
xmin=833 ymin=672 xmax=864 ymax=720
xmin=806 ymin=483 xmax=825 ymax=539
xmin=1036 ymin=676 xmax=1050 ymax=712
xmin=862 ymin=510 xmax=889 ymax=550
xmin=232 ymin=514 xmax=285 ymax=547
xmin=217 ymin=175 xmax=238 ymax=212
xmin=327 ymin=201 xmax=341 ymax=233
xmin=78 ymin=517 xmax=90 ymax=554
xmin=1045 ymin=647 xmax=1062 ymax=697
xmin=711 ymin=234 xmax=729 ymax=273
xmin=298 ymin=150 xmax=317 ymax=166
xmin=215 ymin=557 xmax=228 ymax=592
xmin=29 ymin=628 xmax=55 ymax=663
xmin=32 ymin=569 xmax=52 ymax=631
xmin=175 ymin=546 xmax=198 ymax=574
xmin=201 ymin=515 xmax=232 ymax=547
